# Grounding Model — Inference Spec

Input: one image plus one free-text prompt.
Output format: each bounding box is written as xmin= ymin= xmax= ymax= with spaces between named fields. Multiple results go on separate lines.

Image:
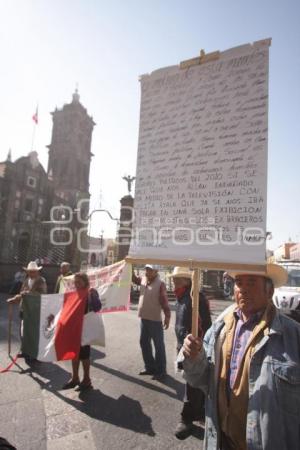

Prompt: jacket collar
xmin=268 ymin=311 xmax=283 ymax=335
xmin=215 ymin=304 xmax=283 ymax=336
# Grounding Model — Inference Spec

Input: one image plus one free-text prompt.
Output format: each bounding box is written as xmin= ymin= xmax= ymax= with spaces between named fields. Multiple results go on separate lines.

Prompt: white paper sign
xmin=129 ymin=40 xmax=270 ymax=267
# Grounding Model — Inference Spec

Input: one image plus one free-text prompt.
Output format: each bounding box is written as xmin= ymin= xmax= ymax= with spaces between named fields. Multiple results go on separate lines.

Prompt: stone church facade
xmin=0 ymin=90 xmax=95 ymax=267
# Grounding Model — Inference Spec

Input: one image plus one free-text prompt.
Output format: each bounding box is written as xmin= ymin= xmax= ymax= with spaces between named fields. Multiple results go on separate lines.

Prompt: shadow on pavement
xmin=90 ymin=347 xmax=106 ymax=360
xmin=21 ymin=360 xmax=71 ymax=389
xmin=153 ymin=373 xmax=184 ymax=398
xmin=91 ymin=360 xmax=184 ymax=401
xmin=23 ymin=362 xmax=156 ymax=437
xmin=77 ymin=389 xmax=156 ymax=436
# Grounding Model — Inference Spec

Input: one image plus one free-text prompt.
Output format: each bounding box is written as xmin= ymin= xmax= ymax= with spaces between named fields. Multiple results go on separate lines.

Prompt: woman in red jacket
xmin=62 ymin=272 xmax=101 ymax=391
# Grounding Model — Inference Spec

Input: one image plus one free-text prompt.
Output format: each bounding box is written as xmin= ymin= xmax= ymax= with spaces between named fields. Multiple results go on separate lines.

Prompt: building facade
xmin=0 ymin=151 xmax=54 ymax=264
xmin=273 ymin=242 xmax=296 ymax=261
xmin=290 ymin=243 xmax=300 ymax=261
xmin=0 ymin=90 xmax=95 ymax=267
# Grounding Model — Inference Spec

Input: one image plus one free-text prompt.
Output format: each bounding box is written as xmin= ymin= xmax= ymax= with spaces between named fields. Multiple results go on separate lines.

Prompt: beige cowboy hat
xmin=228 ymin=263 xmax=288 ymax=288
xmin=23 ymin=261 xmax=43 ymax=271
xmin=167 ymin=266 xmax=193 ymax=279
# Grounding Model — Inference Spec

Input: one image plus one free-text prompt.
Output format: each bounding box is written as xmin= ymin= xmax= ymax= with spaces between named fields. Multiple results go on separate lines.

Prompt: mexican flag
xmin=22 ymin=291 xmax=105 ymax=362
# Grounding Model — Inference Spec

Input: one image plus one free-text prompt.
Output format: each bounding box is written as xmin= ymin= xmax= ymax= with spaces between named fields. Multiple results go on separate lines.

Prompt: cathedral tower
xmin=47 ymin=89 xmax=95 ymax=266
xmin=47 ymin=89 xmax=95 ymax=205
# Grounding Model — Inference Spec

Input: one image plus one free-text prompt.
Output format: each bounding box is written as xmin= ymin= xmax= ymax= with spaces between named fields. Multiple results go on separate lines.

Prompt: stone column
xmin=117 ymin=195 xmax=134 ymax=261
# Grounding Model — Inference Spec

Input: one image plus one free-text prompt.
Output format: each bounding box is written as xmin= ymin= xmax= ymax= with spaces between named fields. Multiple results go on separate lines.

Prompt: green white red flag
xmin=21 ymin=261 xmax=131 ymax=361
xmin=22 ymin=291 xmax=87 ymax=361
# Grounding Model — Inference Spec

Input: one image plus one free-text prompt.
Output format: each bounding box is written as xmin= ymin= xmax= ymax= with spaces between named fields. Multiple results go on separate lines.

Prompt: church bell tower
xmin=47 ymin=89 xmax=96 ymax=266
xmin=47 ymin=89 xmax=95 ymax=205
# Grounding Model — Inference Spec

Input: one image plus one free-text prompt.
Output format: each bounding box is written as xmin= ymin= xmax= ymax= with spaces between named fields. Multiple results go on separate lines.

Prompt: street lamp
xmin=87 ymin=208 xmax=119 ymax=224
xmin=87 ymin=208 xmax=119 ymax=242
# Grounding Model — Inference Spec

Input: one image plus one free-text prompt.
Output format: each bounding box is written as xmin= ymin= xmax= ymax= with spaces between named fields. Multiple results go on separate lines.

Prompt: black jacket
xmin=175 ymin=289 xmax=212 ymax=350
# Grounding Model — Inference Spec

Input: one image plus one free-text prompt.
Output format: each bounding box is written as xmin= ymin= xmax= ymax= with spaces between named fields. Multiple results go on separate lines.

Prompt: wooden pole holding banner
xmin=191 ymin=268 xmax=200 ymax=337
xmin=8 ymin=303 xmax=13 ymax=356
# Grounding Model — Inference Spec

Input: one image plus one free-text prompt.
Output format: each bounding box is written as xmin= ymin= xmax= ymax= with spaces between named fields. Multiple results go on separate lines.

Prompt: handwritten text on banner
xmin=129 ymin=41 xmax=270 ymax=266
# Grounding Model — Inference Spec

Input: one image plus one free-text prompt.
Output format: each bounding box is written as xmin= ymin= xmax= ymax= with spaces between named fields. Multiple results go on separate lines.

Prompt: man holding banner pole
xmin=180 ymin=264 xmax=300 ymax=450
xmin=7 ymin=261 xmax=47 ymax=361
xmin=132 ymin=264 xmax=171 ymax=380
xmin=169 ymin=266 xmax=212 ymax=440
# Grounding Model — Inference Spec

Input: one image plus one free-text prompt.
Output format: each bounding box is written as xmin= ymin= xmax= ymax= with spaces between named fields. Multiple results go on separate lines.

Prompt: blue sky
xmin=0 ymin=0 xmax=299 ymax=249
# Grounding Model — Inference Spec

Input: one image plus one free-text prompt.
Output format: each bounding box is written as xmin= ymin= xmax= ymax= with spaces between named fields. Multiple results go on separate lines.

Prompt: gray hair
xmin=60 ymin=262 xmax=70 ymax=268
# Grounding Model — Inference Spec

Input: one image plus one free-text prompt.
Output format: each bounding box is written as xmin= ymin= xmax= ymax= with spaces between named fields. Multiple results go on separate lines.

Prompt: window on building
xmin=27 ymin=176 xmax=36 ymax=188
xmin=24 ymin=198 xmax=33 ymax=212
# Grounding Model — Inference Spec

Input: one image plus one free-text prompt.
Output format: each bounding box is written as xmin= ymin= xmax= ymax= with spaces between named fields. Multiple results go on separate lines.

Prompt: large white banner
xmin=60 ymin=260 xmax=132 ymax=313
xmin=129 ymin=40 xmax=270 ymax=267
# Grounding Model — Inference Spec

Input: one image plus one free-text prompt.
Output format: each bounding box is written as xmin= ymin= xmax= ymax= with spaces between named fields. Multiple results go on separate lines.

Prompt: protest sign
xmin=129 ymin=39 xmax=271 ymax=270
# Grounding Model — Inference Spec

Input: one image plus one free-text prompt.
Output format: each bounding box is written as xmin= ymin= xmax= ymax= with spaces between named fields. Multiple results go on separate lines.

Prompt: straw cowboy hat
xmin=167 ymin=267 xmax=193 ymax=279
xmin=228 ymin=263 xmax=288 ymax=288
xmin=23 ymin=261 xmax=43 ymax=271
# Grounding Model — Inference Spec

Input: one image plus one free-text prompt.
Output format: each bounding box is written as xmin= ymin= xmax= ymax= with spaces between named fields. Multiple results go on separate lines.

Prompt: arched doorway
xmin=90 ymin=252 xmax=97 ymax=266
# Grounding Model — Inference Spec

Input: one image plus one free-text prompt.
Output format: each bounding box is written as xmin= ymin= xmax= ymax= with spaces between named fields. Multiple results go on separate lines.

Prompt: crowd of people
xmin=4 ymin=260 xmax=300 ymax=449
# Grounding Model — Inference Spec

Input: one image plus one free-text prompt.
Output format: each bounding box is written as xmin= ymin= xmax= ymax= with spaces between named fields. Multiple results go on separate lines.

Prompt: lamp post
xmin=99 ymin=229 xmax=104 ymax=266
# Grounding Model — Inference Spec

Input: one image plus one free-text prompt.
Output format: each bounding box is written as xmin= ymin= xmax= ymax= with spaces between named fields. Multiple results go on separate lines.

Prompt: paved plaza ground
xmin=0 ymin=294 xmax=229 ymax=450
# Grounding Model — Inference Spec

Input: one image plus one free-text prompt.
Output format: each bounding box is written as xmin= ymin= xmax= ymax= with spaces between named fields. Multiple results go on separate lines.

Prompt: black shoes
xmin=139 ymin=370 xmax=167 ymax=379
xmin=139 ymin=369 xmax=155 ymax=375
xmin=175 ymin=420 xmax=193 ymax=440
xmin=152 ymin=372 xmax=167 ymax=381
xmin=62 ymin=379 xmax=93 ymax=391
xmin=62 ymin=379 xmax=80 ymax=390
xmin=76 ymin=381 xmax=93 ymax=391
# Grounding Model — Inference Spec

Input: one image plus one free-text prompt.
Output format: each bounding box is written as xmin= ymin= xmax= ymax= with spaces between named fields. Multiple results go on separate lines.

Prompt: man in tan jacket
xmin=181 ymin=264 xmax=300 ymax=450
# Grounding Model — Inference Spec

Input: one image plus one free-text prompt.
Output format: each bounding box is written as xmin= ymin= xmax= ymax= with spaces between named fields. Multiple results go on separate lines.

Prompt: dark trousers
xmin=140 ymin=319 xmax=166 ymax=374
xmin=181 ymin=382 xmax=205 ymax=423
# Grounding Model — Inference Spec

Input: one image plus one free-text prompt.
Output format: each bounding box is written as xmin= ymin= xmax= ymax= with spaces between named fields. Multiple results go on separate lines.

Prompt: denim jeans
xmin=140 ymin=319 xmax=166 ymax=374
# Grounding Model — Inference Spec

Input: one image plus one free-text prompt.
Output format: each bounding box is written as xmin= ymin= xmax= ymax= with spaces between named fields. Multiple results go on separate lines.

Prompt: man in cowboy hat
xmin=180 ymin=264 xmax=300 ymax=450
xmin=7 ymin=261 xmax=47 ymax=359
xmin=169 ymin=267 xmax=212 ymax=439
xmin=132 ymin=264 xmax=171 ymax=379
xmin=54 ymin=261 xmax=72 ymax=293
xmin=7 ymin=261 xmax=47 ymax=303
